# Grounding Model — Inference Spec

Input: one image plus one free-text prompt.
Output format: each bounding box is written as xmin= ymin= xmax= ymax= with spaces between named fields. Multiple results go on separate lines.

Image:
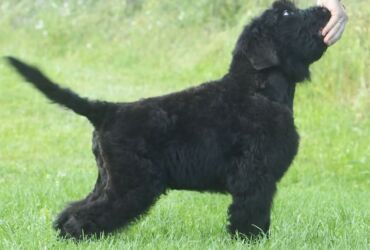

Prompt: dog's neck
xmin=256 ymin=71 xmax=296 ymax=111
xmin=226 ymin=60 xmax=297 ymax=111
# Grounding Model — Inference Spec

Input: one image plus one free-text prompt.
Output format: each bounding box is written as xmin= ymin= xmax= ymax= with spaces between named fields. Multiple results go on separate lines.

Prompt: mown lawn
xmin=0 ymin=0 xmax=369 ymax=249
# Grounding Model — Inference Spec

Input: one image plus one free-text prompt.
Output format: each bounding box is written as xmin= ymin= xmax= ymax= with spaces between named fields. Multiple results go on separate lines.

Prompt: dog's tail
xmin=6 ymin=56 xmax=114 ymax=127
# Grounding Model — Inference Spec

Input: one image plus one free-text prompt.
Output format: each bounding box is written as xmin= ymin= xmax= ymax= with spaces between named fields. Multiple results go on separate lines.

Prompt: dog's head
xmin=231 ymin=0 xmax=331 ymax=82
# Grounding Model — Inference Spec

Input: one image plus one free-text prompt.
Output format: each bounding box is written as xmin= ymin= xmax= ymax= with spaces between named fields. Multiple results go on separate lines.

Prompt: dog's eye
xmin=282 ymin=10 xmax=291 ymax=16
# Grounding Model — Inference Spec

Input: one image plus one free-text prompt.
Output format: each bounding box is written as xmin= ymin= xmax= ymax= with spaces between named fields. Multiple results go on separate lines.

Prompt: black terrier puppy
xmin=7 ymin=0 xmax=330 ymax=240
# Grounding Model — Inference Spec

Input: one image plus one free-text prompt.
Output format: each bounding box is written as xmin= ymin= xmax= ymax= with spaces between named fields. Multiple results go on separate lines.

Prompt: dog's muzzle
xmin=303 ymin=6 xmax=331 ymax=37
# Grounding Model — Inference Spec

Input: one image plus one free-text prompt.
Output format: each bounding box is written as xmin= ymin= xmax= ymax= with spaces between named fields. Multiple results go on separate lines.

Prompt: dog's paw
xmin=227 ymin=223 xmax=269 ymax=241
xmin=53 ymin=212 xmax=100 ymax=240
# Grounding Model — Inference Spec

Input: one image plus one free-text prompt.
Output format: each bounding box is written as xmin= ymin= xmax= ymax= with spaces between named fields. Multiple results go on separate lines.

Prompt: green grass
xmin=0 ymin=0 xmax=369 ymax=249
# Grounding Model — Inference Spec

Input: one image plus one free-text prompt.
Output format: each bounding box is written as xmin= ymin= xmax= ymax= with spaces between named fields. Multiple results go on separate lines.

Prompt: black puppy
xmin=7 ymin=0 xmax=330 ymax=240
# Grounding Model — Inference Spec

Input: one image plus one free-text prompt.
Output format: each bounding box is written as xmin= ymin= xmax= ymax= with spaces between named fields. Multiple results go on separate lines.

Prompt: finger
xmin=328 ymin=14 xmax=348 ymax=45
xmin=327 ymin=24 xmax=345 ymax=45
xmin=322 ymin=15 xmax=339 ymax=36
xmin=324 ymin=21 xmax=343 ymax=45
xmin=324 ymin=21 xmax=341 ymax=44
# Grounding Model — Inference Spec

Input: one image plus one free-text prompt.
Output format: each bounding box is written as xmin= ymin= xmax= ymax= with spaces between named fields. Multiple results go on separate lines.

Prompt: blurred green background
xmin=0 ymin=0 xmax=369 ymax=249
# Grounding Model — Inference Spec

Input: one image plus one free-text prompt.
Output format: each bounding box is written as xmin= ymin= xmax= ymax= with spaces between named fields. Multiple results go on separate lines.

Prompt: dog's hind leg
xmin=53 ymin=132 xmax=116 ymax=234
xmin=54 ymin=184 xmax=163 ymax=239
xmin=226 ymin=158 xmax=276 ymax=239
xmin=52 ymin=169 xmax=110 ymax=237
xmin=53 ymin=163 xmax=164 ymax=240
xmin=54 ymin=133 xmax=165 ymax=240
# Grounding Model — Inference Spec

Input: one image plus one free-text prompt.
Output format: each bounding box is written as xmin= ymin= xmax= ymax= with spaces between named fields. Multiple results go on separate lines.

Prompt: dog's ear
xmin=245 ymin=37 xmax=280 ymax=70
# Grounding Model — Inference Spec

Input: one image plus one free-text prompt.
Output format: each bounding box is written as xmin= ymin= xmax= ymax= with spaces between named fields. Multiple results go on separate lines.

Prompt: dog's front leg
xmin=226 ymin=161 xmax=276 ymax=239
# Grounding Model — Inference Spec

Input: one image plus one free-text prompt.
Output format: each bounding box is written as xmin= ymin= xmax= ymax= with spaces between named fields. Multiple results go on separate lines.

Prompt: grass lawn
xmin=0 ymin=0 xmax=369 ymax=249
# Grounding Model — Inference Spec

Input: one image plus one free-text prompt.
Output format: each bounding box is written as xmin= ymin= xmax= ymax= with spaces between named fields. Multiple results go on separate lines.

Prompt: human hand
xmin=317 ymin=0 xmax=348 ymax=46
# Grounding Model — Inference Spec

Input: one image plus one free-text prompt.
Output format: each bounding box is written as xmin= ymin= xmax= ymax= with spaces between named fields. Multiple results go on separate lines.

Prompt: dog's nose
xmin=321 ymin=7 xmax=329 ymax=14
xmin=315 ymin=7 xmax=331 ymax=22
xmin=321 ymin=7 xmax=331 ymax=19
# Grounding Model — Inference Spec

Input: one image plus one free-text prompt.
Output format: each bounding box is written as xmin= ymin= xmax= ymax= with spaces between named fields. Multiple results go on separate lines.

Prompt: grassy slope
xmin=0 ymin=0 xmax=369 ymax=249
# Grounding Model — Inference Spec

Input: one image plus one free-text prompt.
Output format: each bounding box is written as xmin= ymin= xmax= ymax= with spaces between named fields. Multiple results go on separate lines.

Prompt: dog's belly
xmin=160 ymin=137 xmax=228 ymax=192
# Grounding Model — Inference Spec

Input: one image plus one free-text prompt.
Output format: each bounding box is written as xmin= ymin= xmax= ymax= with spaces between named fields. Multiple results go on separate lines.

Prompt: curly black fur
xmin=7 ymin=0 xmax=330 ymax=240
